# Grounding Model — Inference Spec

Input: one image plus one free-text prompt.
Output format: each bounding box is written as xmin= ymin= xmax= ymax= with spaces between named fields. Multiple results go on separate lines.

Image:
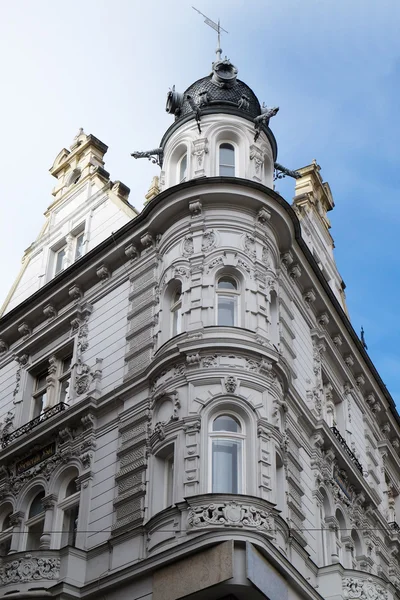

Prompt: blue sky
xmin=1 ymin=0 xmax=399 ymax=402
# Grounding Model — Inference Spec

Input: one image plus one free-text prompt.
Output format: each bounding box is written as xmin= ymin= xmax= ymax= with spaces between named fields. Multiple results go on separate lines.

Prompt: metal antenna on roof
xmin=192 ymin=6 xmax=228 ymax=61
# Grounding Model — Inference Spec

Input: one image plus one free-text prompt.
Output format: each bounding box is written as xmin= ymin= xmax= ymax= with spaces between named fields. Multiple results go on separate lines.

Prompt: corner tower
xmin=133 ymin=58 xmax=279 ymax=190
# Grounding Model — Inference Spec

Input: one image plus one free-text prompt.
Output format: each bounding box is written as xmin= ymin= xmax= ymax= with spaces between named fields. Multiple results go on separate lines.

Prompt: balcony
xmin=2 ymin=403 xmax=68 ymax=448
xmin=0 ymin=547 xmax=86 ymax=596
xmin=330 ymin=426 xmax=363 ymax=474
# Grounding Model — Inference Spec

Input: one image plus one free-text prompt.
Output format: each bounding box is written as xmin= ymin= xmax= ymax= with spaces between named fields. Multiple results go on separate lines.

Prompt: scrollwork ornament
xmin=0 ymin=555 xmax=61 ymax=584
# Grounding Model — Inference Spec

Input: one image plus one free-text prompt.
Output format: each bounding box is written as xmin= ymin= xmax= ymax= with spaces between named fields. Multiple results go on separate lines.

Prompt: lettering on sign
xmin=16 ymin=442 xmax=56 ymax=474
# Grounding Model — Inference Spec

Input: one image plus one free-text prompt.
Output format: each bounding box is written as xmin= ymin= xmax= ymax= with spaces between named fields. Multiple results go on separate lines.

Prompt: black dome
xmin=166 ymin=60 xmax=262 ymax=122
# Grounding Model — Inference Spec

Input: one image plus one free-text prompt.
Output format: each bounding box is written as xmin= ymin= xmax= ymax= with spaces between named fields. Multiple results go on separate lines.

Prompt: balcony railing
xmin=330 ymin=426 xmax=363 ymax=475
xmin=2 ymin=403 xmax=68 ymax=448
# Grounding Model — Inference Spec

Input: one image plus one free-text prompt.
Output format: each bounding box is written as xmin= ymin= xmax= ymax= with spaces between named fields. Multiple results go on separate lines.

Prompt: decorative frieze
xmin=0 ymin=554 xmax=60 ymax=584
xmin=342 ymin=577 xmax=387 ymax=599
xmin=188 ymin=500 xmax=273 ymax=532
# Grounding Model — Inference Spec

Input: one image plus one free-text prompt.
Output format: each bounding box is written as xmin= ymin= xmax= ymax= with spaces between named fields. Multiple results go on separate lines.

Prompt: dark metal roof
xmin=178 ymin=75 xmax=262 ymax=120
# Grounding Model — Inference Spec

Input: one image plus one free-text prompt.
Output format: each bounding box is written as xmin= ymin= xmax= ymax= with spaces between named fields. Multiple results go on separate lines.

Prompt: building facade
xmin=0 ymin=56 xmax=399 ymax=600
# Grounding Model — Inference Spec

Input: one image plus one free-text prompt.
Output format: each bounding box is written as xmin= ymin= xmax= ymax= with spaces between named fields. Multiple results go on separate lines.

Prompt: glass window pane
xmin=26 ymin=521 xmax=44 ymax=551
xmin=212 ymin=439 xmax=242 ymax=493
xmin=218 ymin=296 xmax=236 ymax=326
xmin=62 ymin=355 xmax=72 ymax=373
xmin=219 ymin=165 xmax=235 ymax=177
xmin=55 ymin=247 xmax=66 ymax=274
xmin=213 ymin=415 xmax=241 ymax=433
xmin=61 ymin=505 xmax=79 ymax=547
xmin=179 ymin=154 xmax=187 ymax=182
xmin=220 ymin=144 xmax=235 ymax=166
xmin=36 ymin=371 xmax=48 ymax=390
xmin=165 ymin=456 xmax=174 ymax=506
xmin=218 ymin=277 xmax=237 ymax=291
xmin=33 ymin=393 xmax=47 ymax=418
xmin=59 ymin=378 xmax=70 ymax=403
xmin=75 ymin=234 xmax=84 ymax=260
xmin=172 ymin=308 xmax=182 ymax=336
xmin=2 ymin=512 xmax=12 ymax=532
xmin=29 ymin=492 xmax=45 ymax=519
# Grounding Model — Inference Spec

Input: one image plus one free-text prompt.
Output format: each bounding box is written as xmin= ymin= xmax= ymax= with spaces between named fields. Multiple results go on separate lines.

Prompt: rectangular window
xmin=58 ymin=354 xmax=72 ymax=403
xmin=74 ymin=233 xmax=84 ymax=260
xmin=30 ymin=350 xmax=73 ymax=421
xmin=212 ymin=439 xmax=242 ymax=493
xmin=32 ymin=369 xmax=48 ymax=419
xmin=61 ymin=505 xmax=79 ymax=548
xmin=55 ymin=246 xmax=66 ymax=275
xmin=218 ymin=296 xmax=237 ymax=326
xmin=165 ymin=454 xmax=174 ymax=507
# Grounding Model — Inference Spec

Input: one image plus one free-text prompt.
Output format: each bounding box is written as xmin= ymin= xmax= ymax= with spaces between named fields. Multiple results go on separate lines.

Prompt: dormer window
xmin=219 ymin=143 xmax=235 ymax=176
xmin=179 ymin=154 xmax=188 ymax=182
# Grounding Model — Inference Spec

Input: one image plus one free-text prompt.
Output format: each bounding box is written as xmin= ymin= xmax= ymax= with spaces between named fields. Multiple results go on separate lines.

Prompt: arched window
xmin=0 ymin=505 xmax=13 ymax=557
xmin=171 ymin=286 xmax=182 ymax=336
xmin=219 ymin=143 xmax=235 ymax=176
xmin=58 ymin=476 xmax=80 ymax=548
xmin=178 ymin=154 xmax=188 ymax=182
xmin=26 ymin=490 xmax=45 ymax=551
xmin=210 ymin=414 xmax=244 ymax=494
xmin=217 ymin=275 xmax=239 ymax=326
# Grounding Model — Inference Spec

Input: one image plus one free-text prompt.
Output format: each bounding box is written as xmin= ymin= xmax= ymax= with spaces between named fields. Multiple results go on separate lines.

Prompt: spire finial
xmin=192 ymin=6 xmax=228 ymax=62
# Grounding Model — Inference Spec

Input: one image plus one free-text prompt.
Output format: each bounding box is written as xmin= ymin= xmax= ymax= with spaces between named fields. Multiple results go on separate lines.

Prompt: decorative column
xmin=46 ymin=355 xmax=58 ymax=407
xmin=183 ymin=418 xmax=201 ymax=496
xmin=8 ymin=511 xmax=24 ymax=554
xmin=40 ymin=494 xmax=57 ymax=549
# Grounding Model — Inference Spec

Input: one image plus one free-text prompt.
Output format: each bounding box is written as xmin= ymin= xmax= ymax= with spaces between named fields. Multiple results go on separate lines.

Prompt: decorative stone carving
xmin=249 ymin=144 xmax=264 ymax=174
xmin=202 ymin=355 xmax=218 ymax=368
xmin=43 ymin=303 xmax=57 ymax=320
xmin=333 ymin=333 xmax=343 ymax=347
xmin=186 ymin=353 xmax=201 ymax=365
xmin=262 ymin=245 xmax=272 ymax=268
xmin=69 ymin=284 xmax=83 ymax=302
xmin=206 ymin=256 xmax=224 ymax=272
xmin=189 ymin=199 xmax=202 ymax=216
xmin=17 ymin=322 xmax=31 ymax=339
xmin=125 ymin=243 xmax=138 ymax=260
xmin=225 ymin=376 xmax=237 ymax=394
xmin=174 ymin=363 xmax=186 ymax=376
xmin=257 ymin=207 xmax=271 ymax=225
xmin=317 ymin=312 xmax=329 ymax=326
xmin=281 ymin=251 xmax=294 ymax=268
xmin=342 ymin=577 xmax=387 ymax=599
xmin=191 ymin=137 xmax=209 ymax=168
xmin=75 ymin=360 xmax=90 ymax=395
xmin=0 ymin=339 xmax=8 ymax=354
xmin=188 ymin=501 xmax=273 ymax=531
xmin=356 ymin=373 xmax=365 ymax=387
xmin=140 ymin=232 xmax=153 ymax=248
xmin=182 ymin=234 xmax=194 ymax=256
xmin=201 ymin=229 xmax=216 ymax=253
xmin=96 ymin=264 xmax=110 ymax=281
xmin=303 ymin=288 xmax=316 ymax=305
xmin=289 ymin=264 xmax=302 ymax=279
xmin=174 ymin=266 xmax=190 ymax=279
xmin=0 ymin=554 xmax=61 ymax=584
xmin=344 ymin=354 xmax=355 ymax=367
xmin=0 ymin=411 xmax=14 ymax=444
xmin=243 ymin=233 xmax=256 ymax=258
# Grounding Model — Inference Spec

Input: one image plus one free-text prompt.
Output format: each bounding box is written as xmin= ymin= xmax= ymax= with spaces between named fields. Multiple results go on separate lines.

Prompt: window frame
xmin=58 ymin=486 xmax=80 ymax=548
xmin=170 ymin=286 xmax=183 ymax=336
xmin=54 ymin=245 xmax=67 ymax=275
xmin=29 ymin=349 xmax=73 ymax=421
xmin=0 ymin=508 xmax=13 ymax=557
xmin=208 ymin=412 xmax=245 ymax=494
xmin=216 ymin=274 xmax=240 ymax=327
xmin=178 ymin=153 xmax=188 ymax=183
xmin=25 ymin=491 xmax=46 ymax=551
xmin=218 ymin=142 xmax=236 ymax=177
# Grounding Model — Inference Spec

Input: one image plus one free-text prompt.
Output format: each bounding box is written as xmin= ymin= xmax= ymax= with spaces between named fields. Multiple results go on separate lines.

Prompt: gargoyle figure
xmin=131 ymin=148 xmax=163 ymax=167
xmin=254 ymin=106 xmax=279 ymax=141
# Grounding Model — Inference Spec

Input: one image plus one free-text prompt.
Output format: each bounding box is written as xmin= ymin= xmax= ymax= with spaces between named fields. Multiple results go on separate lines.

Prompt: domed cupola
xmin=132 ymin=55 xmax=288 ymax=192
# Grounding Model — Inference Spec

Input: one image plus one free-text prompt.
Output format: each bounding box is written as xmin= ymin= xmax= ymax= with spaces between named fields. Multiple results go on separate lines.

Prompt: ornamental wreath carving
xmin=201 ymin=229 xmax=217 ymax=253
xmin=188 ymin=501 xmax=273 ymax=532
xmin=0 ymin=554 xmax=60 ymax=584
xmin=343 ymin=577 xmax=387 ymax=600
